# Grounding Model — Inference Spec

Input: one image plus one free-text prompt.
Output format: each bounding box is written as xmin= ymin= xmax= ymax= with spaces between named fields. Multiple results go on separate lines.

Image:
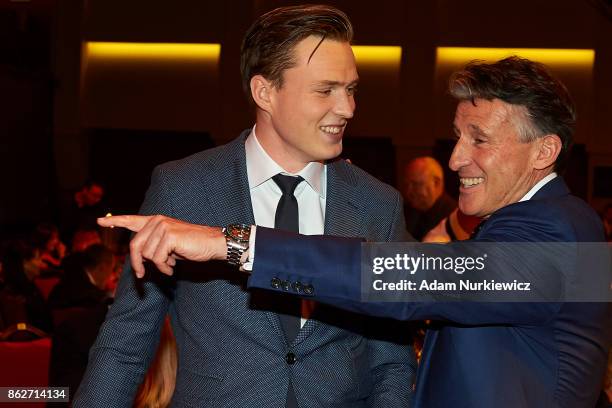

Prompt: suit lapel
xmin=324 ymin=160 xmax=362 ymax=238
xmin=201 ymin=133 xmax=255 ymax=226
xmin=200 ymin=132 xmax=287 ymax=342
xmin=293 ymin=160 xmax=362 ymax=345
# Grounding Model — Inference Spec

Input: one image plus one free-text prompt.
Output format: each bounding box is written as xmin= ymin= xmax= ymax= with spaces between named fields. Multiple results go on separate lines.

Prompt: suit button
xmin=282 ymin=280 xmax=291 ymax=291
xmin=303 ymin=284 xmax=314 ymax=295
xmin=285 ymin=352 xmax=297 ymax=365
xmin=271 ymin=278 xmax=281 ymax=289
xmin=291 ymin=282 xmax=302 ymax=292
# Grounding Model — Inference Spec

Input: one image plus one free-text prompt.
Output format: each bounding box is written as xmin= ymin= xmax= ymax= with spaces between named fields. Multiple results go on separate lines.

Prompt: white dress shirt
xmin=520 ymin=172 xmax=557 ymax=202
xmin=244 ymin=126 xmax=326 ymax=327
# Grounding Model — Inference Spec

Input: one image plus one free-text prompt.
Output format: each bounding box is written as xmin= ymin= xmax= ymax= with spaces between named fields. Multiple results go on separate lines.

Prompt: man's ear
xmin=250 ymin=75 xmax=273 ymax=112
xmin=533 ymin=134 xmax=562 ymax=170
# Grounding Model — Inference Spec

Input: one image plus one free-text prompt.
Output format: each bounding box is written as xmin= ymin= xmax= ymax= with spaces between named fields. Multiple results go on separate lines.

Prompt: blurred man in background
xmin=403 ymin=156 xmax=456 ymax=240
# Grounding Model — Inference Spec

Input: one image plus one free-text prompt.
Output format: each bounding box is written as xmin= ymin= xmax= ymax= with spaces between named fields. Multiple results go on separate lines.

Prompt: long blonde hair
xmin=133 ymin=317 xmax=177 ymax=408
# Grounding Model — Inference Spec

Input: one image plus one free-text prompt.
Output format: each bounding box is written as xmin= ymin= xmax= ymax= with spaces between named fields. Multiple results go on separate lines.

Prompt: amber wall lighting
xmin=85 ymin=42 xmax=221 ymax=62
xmin=436 ymin=47 xmax=594 ymax=69
xmin=352 ymin=45 xmax=402 ymax=68
xmin=81 ymin=42 xmax=221 ymax=130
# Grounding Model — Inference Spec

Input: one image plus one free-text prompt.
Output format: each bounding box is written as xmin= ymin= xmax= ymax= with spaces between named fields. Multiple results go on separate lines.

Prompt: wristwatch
xmin=223 ymin=224 xmax=251 ymax=266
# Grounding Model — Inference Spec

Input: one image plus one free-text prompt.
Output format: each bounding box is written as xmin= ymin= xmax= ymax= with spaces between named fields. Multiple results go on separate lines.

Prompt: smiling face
xmin=449 ymin=98 xmax=544 ymax=218
xmin=254 ymin=36 xmax=358 ymax=172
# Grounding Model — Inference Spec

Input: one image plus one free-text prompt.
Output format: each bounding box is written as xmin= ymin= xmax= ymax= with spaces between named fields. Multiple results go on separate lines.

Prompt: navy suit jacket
xmin=74 ymin=132 xmax=416 ymax=407
xmin=249 ymin=177 xmax=612 ymax=408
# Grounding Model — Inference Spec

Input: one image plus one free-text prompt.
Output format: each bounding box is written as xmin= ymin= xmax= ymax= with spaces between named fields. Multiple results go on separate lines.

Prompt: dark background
xmin=1 ymin=0 xmax=611 ymax=233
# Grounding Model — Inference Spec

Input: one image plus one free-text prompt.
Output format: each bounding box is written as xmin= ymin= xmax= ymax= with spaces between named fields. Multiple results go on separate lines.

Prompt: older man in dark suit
xmin=76 ymin=5 xmax=415 ymax=408
xmin=243 ymin=57 xmax=612 ymax=407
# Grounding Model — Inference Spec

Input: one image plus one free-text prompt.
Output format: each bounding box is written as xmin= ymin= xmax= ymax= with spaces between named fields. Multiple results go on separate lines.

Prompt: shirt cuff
xmin=241 ymin=225 xmax=257 ymax=272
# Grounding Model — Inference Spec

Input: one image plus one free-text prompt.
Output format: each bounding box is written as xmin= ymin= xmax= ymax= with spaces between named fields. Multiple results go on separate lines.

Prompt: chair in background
xmin=0 ymin=324 xmax=51 ymax=408
xmin=33 ymin=277 xmax=60 ymax=301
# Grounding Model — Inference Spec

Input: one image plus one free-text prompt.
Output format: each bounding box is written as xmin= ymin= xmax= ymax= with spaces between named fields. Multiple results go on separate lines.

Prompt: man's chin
xmin=458 ymin=199 xmax=481 ymax=218
xmin=320 ymin=145 xmax=343 ymax=162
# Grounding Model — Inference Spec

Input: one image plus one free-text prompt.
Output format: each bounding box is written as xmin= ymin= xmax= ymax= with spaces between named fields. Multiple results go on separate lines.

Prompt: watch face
xmin=228 ymin=224 xmax=250 ymax=242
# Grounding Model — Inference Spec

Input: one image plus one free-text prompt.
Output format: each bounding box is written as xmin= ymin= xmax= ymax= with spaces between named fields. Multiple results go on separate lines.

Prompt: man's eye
xmin=474 ymin=138 xmax=486 ymax=145
xmin=347 ymin=87 xmax=357 ymax=96
xmin=318 ymin=89 xmax=332 ymax=95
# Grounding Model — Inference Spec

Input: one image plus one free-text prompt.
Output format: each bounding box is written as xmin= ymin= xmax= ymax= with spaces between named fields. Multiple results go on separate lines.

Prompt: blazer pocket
xmin=173 ymin=366 xmax=226 ymax=406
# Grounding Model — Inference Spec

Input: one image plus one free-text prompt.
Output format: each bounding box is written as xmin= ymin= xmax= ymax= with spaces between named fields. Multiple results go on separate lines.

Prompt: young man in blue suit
xmin=76 ymin=5 xmax=415 ymax=407
xmin=103 ymin=57 xmax=611 ymax=407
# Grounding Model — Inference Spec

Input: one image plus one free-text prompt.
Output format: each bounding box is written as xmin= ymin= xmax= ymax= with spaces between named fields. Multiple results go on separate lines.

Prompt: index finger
xmin=97 ymin=215 xmax=151 ymax=232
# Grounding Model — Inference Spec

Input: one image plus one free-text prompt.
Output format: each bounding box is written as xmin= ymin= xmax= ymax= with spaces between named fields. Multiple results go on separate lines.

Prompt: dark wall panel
xmin=88 ymin=129 xmax=214 ymax=214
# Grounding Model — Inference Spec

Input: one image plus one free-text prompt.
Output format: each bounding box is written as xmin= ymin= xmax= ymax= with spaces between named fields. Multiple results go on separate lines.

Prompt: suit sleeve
xmin=73 ymin=166 xmax=175 ymax=408
xmin=248 ymin=214 xmax=567 ymax=327
xmin=364 ymin=192 xmax=416 ymax=407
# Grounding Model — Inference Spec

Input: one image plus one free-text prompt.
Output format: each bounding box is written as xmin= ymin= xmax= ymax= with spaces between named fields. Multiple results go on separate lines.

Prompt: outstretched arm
xmin=100 ymin=214 xmax=568 ymax=327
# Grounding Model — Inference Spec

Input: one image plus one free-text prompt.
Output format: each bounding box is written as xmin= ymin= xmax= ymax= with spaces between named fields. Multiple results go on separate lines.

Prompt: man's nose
xmin=449 ymin=138 xmax=470 ymax=171
xmin=334 ymin=92 xmax=355 ymax=119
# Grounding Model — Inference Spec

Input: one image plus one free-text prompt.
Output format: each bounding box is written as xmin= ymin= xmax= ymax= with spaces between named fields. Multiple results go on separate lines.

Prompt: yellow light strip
xmin=352 ymin=45 xmax=402 ymax=66
xmin=86 ymin=42 xmax=221 ymax=61
xmin=437 ymin=47 xmax=594 ymax=67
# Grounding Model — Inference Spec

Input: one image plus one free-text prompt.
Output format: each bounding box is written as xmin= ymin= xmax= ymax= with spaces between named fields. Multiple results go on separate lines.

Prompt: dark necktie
xmin=272 ymin=174 xmax=303 ymax=408
xmin=273 ymin=174 xmax=302 ymax=234
xmin=272 ymin=174 xmax=303 ymax=341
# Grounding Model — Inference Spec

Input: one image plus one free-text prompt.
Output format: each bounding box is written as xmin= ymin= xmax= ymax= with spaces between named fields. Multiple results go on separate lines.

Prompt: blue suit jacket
xmin=249 ymin=177 xmax=612 ymax=408
xmin=74 ymin=132 xmax=416 ymax=407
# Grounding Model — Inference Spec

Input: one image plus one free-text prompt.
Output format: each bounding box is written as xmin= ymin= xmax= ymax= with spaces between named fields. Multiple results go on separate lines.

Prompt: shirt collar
xmin=245 ymin=125 xmax=326 ymax=198
xmin=519 ymin=172 xmax=557 ymax=202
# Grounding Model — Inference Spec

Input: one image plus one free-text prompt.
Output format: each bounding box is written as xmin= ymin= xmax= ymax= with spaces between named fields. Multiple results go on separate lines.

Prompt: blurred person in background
xmin=0 ymin=239 xmax=52 ymax=332
xmin=403 ymin=156 xmax=456 ymax=240
xmin=74 ymin=182 xmax=104 ymax=210
xmin=28 ymin=222 xmax=66 ymax=278
xmin=48 ymin=244 xmax=117 ymax=403
xmin=62 ymin=181 xmax=108 ymax=246
xmin=133 ymin=318 xmax=178 ymax=408
xmin=48 ymin=244 xmax=116 ymax=310
xmin=422 ymin=208 xmax=482 ymax=243
xmin=71 ymin=229 xmax=102 ymax=253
